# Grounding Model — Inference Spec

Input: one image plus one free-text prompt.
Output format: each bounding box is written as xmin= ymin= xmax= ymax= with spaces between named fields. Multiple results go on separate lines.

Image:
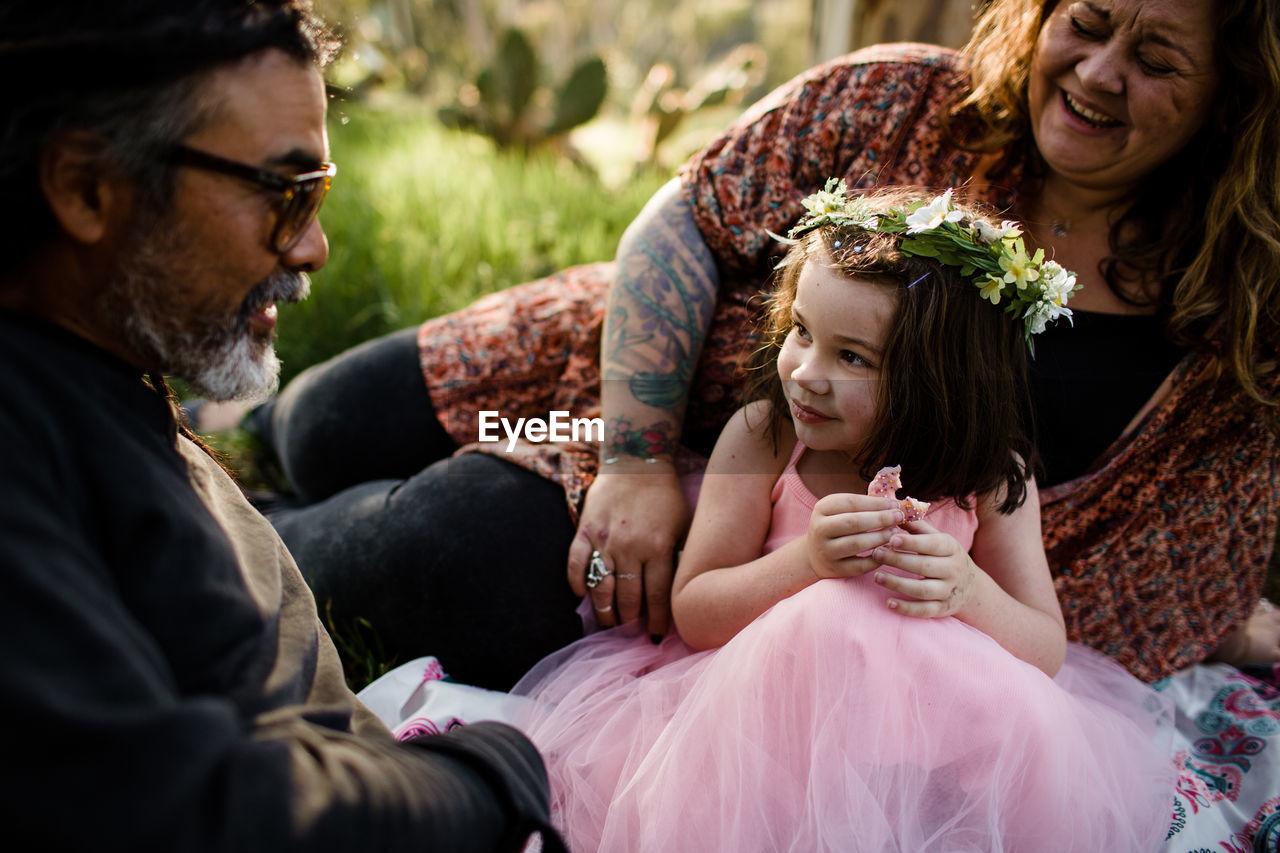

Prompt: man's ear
xmin=38 ymin=130 xmax=127 ymax=246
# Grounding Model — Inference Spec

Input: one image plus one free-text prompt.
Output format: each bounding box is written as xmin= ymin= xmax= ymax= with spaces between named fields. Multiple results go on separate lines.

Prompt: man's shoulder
xmin=0 ymin=312 xmax=84 ymax=444
xmin=0 ymin=309 xmax=182 ymax=510
xmin=0 ymin=310 xmax=133 ymax=402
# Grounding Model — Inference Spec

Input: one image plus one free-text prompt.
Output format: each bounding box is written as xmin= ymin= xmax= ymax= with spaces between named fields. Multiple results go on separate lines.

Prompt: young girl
xmin=511 ymin=185 xmax=1173 ymax=851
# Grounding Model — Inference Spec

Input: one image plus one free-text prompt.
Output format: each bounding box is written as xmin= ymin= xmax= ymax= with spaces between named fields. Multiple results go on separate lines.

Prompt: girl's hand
xmin=806 ymin=493 xmax=903 ymax=580
xmin=870 ymin=520 xmax=980 ymax=618
xmin=1209 ymin=599 xmax=1280 ymax=667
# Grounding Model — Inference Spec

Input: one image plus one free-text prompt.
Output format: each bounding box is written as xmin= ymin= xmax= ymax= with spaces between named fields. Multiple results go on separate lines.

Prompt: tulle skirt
xmin=511 ymin=576 xmax=1174 ymax=852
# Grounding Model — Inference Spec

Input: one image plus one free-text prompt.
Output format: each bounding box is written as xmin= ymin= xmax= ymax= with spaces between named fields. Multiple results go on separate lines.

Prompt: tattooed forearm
xmin=603 ymin=179 xmax=718 ymax=412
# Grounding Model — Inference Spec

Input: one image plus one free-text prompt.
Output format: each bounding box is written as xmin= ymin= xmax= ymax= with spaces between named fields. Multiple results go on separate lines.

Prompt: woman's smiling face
xmin=1027 ymin=0 xmax=1219 ymax=194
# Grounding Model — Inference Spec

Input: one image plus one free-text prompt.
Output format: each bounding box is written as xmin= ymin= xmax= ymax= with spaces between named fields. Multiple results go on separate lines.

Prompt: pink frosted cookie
xmin=897 ymin=496 xmax=931 ymax=522
xmin=868 ymin=465 xmax=931 ymax=521
xmin=867 ymin=465 xmax=902 ymax=498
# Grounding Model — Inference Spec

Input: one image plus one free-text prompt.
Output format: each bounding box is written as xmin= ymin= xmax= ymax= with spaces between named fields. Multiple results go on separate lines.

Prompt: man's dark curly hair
xmin=0 ymin=0 xmax=341 ymax=263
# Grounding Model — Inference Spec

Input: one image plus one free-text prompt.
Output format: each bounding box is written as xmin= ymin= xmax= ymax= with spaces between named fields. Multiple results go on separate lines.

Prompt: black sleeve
xmin=406 ymin=723 xmax=568 ymax=853
xmin=0 ymin=406 xmax=561 ymax=852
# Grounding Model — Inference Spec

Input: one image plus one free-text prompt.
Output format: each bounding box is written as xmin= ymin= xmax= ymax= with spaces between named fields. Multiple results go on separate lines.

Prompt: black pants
xmin=260 ymin=328 xmax=583 ymax=690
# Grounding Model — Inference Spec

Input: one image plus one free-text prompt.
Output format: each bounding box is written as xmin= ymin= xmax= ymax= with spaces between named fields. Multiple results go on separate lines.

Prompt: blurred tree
xmin=629 ymin=43 xmax=767 ymax=174
xmin=317 ymin=0 xmax=809 ymax=102
xmin=314 ymin=0 xmax=812 ymax=170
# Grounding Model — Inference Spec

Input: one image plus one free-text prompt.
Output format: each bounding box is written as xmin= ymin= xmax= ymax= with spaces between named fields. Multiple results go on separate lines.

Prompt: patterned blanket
xmin=1158 ymin=663 xmax=1280 ymax=851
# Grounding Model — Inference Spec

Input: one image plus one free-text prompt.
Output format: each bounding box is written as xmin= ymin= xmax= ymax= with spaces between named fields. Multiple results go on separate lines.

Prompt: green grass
xmin=272 ymin=101 xmax=670 ymax=387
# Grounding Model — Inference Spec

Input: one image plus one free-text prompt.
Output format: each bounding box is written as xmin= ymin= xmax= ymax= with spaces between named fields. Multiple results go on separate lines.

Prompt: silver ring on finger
xmin=596 ymin=603 xmax=613 ymax=613
xmin=615 ymin=572 xmax=641 ymax=580
xmin=586 ymin=550 xmax=611 ymax=589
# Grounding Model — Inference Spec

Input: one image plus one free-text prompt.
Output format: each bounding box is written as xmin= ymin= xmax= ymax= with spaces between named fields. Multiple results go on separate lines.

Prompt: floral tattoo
xmin=603 ymin=418 xmax=679 ymax=461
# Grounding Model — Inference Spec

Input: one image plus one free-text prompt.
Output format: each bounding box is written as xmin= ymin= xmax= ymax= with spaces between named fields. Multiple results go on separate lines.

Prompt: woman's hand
xmin=806 ymin=493 xmax=903 ymax=580
xmin=578 ymin=177 xmax=715 ymax=636
xmin=870 ymin=520 xmax=981 ymax=618
xmin=568 ymin=461 xmax=691 ymax=635
xmin=1209 ymin=599 xmax=1280 ymax=667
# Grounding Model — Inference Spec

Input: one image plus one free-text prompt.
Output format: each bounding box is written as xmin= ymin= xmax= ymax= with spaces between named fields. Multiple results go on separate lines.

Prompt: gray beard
xmin=101 ymin=218 xmax=310 ymax=402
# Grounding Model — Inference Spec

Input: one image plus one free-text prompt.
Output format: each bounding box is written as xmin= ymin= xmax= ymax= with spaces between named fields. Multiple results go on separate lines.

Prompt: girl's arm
xmin=671 ymin=404 xmax=900 ymax=650
xmin=872 ymin=480 xmax=1068 ymax=676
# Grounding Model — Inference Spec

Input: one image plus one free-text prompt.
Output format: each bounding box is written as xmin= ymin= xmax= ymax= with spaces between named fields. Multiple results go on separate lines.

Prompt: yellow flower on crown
xmin=979 ymin=275 xmax=1004 ymax=305
xmin=999 ymin=239 xmax=1043 ymax=291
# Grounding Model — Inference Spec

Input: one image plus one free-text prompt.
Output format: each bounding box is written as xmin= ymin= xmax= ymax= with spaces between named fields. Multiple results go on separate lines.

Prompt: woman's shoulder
xmin=678 ymin=43 xmax=977 ymax=277
xmin=730 ymin=42 xmax=965 ymax=126
xmin=842 ymin=42 xmax=962 ymax=68
xmin=801 ymin=42 xmax=966 ymax=89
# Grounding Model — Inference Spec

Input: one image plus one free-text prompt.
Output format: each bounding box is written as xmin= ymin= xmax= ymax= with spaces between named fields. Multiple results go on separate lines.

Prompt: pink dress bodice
xmin=764 ymin=441 xmax=979 ymax=555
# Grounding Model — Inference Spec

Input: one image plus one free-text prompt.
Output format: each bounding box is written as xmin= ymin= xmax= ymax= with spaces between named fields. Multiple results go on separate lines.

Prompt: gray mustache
xmin=239 ymin=270 xmax=310 ymax=320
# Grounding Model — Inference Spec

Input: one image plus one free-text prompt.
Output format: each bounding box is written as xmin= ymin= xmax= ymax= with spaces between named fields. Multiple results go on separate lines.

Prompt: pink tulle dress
xmin=511 ymin=443 xmax=1174 ymax=852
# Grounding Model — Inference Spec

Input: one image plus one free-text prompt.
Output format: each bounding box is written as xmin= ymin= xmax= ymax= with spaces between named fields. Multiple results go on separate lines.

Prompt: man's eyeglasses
xmin=171 ymin=145 xmax=336 ymax=253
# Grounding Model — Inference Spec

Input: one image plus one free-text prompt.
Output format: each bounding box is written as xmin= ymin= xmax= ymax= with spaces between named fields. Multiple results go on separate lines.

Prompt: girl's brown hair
xmin=955 ymin=0 xmax=1280 ymax=425
xmin=748 ymin=188 xmax=1037 ymax=514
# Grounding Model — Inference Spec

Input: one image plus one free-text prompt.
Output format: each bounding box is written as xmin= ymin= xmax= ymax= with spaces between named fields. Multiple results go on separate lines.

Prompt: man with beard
xmin=0 ymin=2 xmax=562 ymax=851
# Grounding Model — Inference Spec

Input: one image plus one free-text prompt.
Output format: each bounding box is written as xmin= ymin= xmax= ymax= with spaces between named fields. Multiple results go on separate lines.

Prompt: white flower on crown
xmin=1039 ymin=260 xmax=1078 ymax=306
xmin=972 ymin=219 xmax=1000 ymax=244
xmin=973 ymin=218 xmax=1022 ymax=244
xmin=905 ymin=189 xmax=964 ymax=234
xmin=802 ymin=178 xmax=851 ymax=218
xmin=1023 ymin=293 xmax=1074 ymax=336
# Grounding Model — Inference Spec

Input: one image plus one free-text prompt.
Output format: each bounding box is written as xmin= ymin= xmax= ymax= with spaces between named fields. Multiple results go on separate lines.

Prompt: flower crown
xmin=780 ymin=179 xmax=1080 ymax=350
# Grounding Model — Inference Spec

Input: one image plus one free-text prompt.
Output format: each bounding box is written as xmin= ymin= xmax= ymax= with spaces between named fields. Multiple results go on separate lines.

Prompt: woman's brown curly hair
xmin=955 ymin=0 xmax=1280 ymax=425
